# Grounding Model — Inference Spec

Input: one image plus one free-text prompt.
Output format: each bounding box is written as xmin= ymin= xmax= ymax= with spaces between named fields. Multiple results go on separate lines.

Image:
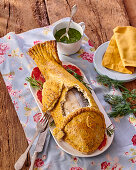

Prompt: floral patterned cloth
xmin=0 ymin=18 xmax=136 ymax=170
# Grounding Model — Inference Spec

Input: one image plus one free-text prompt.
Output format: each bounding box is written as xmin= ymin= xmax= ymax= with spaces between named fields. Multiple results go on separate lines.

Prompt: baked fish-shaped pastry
xmin=28 ymin=40 xmax=106 ymax=154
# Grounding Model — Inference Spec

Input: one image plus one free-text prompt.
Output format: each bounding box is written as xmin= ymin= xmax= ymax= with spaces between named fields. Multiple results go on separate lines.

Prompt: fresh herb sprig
xmin=50 ymin=120 xmax=55 ymax=127
xmin=104 ymin=94 xmax=136 ymax=117
xmin=97 ymin=75 xmax=129 ymax=91
xmin=66 ymin=68 xmax=92 ymax=92
xmin=106 ymin=124 xmax=115 ymax=137
xmin=97 ymin=75 xmax=136 ymax=117
xmin=26 ymin=77 xmax=43 ymax=90
xmin=122 ymin=89 xmax=136 ymax=100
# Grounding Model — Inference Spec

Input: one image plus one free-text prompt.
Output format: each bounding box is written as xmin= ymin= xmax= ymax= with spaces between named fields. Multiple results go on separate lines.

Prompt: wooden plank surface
xmin=124 ymin=0 xmax=136 ymax=26
xmin=0 ymin=0 xmax=136 ymax=169
xmin=46 ymin=0 xmax=130 ymax=48
xmin=0 ymin=1 xmax=49 ymax=169
xmin=0 ymin=0 xmax=49 ymax=37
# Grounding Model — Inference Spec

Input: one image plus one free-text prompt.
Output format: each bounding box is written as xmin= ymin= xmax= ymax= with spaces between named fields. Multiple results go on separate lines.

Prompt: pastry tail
xmin=28 ymin=40 xmax=62 ymax=79
xmin=28 ymin=40 xmax=62 ymax=66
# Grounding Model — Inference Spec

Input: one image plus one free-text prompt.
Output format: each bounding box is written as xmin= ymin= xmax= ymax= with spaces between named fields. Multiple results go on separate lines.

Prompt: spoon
xmin=59 ymin=4 xmax=77 ymax=40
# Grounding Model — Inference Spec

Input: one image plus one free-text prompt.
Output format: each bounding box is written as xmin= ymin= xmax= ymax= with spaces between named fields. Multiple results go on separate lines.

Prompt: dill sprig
xmin=104 ymin=94 xmax=136 ymax=117
xmin=66 ymin=68 xmax=92 ymax=92
xmin=104 ymin=94 xmax=124 ymax=105
xmin=26 ymin=77 xmax=43 ymax=90
xmin=97 ymin=75 xmax=129 ymax=91
xmin=50 ymin=120 xmax=55 ymax=127
xmin=97 ymin=75 xmax=136 ymax=117
xmin=122 ymin=89 xmax=136 ymax=100
xmin=106 ymin=124 xmax=115 ymax=137
xmin=66 ymin=68 xmax=83 ymax=81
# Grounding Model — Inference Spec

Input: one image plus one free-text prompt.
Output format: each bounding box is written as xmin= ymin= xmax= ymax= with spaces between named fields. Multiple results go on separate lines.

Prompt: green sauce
xmin=54 ymin=28 xmax=82 ymax=44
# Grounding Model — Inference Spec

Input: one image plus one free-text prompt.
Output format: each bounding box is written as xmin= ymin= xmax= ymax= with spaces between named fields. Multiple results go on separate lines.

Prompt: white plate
xmin=29 ymin=61 xmax=114 ymax=157
xmin=93 ymin=41 xmax=136 ymax=82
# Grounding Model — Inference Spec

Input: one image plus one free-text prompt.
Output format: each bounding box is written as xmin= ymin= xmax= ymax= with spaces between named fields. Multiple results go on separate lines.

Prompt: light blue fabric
xmin=0 ymin=18 xmax=136 ymax=170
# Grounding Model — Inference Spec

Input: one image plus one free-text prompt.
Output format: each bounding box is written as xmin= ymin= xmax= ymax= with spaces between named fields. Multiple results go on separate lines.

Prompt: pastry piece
xmin=28 ymin=40 xmax=106 ymax=154
xmin=64 ymin=108 xmax=105 ymax=153
xmin=42 ymin=80 xmax=64 ymax=112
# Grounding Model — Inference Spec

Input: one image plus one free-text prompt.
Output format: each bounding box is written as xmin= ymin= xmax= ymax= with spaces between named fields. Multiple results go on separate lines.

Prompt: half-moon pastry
xmin=28 ymin=40 xmax=106 ymax=154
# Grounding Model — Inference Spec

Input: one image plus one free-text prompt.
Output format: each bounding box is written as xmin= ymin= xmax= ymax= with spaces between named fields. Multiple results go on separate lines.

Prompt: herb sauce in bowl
xmin=54 ymin=28 xmax=82 ymax=44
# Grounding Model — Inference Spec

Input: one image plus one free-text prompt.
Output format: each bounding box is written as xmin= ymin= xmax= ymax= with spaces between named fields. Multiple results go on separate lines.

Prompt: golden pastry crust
xmin=28 ymin=40 xmax=106 ymax=154
xmin=64 ymin=110 xmax=105 ymax=153
xmin=42 ymin=80 xmax=64 ymax=112
xmin=52 ymin=107 xmax=105 ymax=153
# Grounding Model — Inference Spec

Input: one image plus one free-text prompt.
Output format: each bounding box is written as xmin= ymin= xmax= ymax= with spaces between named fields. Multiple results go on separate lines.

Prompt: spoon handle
xmin=70 ymin=4 xmax=77 ymax=18
xmin=66 ymin=4 xmax=77 ymax=33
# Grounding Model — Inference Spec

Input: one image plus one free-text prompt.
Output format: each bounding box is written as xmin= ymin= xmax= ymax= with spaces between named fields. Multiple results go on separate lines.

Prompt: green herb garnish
xmin=50 ymin=120 xmax=55 ymax=127
xmin=97 ymin=75 xmax=136 ymax=117
xmin=26 ymin=77 xmax=43 ymax=90
xmin=66 ymin=68 xmax=92 ymax=92
xmin=97 ymin=75 xmax=128 ymax=91
xmin=122 ymin=89 xmax=136 ymax=100
xmin=104 ymin=94 xmax=136 ymax=117
xmin=106 ymin=124 xmax=115 ymax=136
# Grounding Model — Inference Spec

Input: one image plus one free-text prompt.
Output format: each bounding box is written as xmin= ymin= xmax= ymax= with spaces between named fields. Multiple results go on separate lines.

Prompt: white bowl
xmin=53 ymin=21 xmax=85 ymax=55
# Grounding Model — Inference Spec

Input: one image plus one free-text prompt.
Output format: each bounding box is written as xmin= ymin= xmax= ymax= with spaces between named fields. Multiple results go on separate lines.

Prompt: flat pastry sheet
xmin=0 ymin=18 xmax=136 ymax=170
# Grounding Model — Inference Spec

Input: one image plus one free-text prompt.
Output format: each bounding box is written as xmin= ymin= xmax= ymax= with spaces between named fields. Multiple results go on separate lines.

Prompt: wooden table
xmin=0 ymin=0 xmax=136 ymax=169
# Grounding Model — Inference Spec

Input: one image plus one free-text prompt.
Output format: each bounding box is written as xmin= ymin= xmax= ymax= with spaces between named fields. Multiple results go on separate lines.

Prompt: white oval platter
xmin=93 ymin=41 xmax=136 ymax=82
xmin=29 ymin=61 xmax=114 ymax=157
